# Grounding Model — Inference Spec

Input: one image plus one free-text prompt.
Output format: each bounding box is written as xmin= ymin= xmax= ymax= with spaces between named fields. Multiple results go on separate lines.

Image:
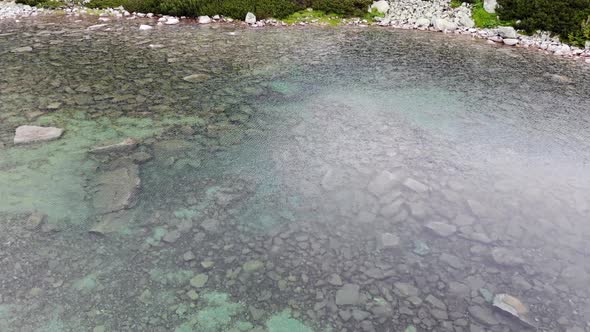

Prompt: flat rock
xmin=139 ymin=24 xmax=153 ymax=30
xmin=468 ymin=305 xmax=499 ymax=326
xmin=394 ymin=282 xmax=419 ymax=297
xmin=335 ymin=284 xmax=361 ymax=305
xmin=367 ymin=170 xmax=399 ymax=196
xmin=425 ymin=221 xmax=457 ymax=237
xmin=89 ymin=210 xmax=130 ymax=235
xmin=328 ymin=273 xmax=343 ymax=286
xmin=24 ymin=212 xmax=46 ymax=230
xmin=90 ymin=138 xmax=138 ymax=154
xmin=378 ymin=232 xmax=400 ymax=248
xmin=491 ymin=247 xmax=524 ymax=267
xmin=91 ymin=162 xmax=140 ymax=214
xmin=183 ymin=73 xmax=211 ymax=82
xmin=11 ymin=46 xmax=33 ymax=53
xmin=190 ymin=273 xmax=208 ymax=288
xmin=87 ymin=24 xmax=108 ymax=30
xmin=493 ymin=294 xmax=535 ymax=328
xmin=14 ymin=125 xmax=63 ymax=144
xmin=403 ymin=178 xmax=428 ymax=193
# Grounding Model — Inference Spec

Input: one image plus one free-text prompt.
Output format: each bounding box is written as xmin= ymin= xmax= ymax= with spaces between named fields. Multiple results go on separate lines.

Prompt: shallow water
xmin=1 ymin=16 xmax=590 ymax=332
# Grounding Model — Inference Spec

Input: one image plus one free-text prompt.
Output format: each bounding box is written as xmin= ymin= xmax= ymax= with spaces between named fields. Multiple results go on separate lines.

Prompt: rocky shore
xmin=1 ymin=0 xmax=589 ymax=63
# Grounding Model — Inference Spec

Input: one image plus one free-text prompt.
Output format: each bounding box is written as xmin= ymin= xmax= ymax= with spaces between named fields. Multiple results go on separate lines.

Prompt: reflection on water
xmin=1 ymin=17 xmax=590 ymax=332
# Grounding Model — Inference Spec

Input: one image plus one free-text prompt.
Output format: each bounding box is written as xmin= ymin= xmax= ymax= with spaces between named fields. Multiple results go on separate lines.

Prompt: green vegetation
xmin=310 ymin=0 xmax=372 ymax=17
xmin=86 ymin=0 xmax=126 ymax=9
xmin=471 ymin=0 xmax=508 ymax=28
xmin=497 ymin=0 xmax=590 ymax=46
xmin=283 ymin=9 xmax=342 ymax=25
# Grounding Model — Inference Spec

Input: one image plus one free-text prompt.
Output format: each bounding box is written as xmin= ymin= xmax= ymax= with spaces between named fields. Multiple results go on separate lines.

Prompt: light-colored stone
xmin=198 ymin=15 xmax=211 ymax=24
xmin=14 ymin=125 xmax=63 ymax=144
xmin=91 ymin=162 xmax=141 ymax=214
xmin=370 ymin=0 xmax=390 ymax=14
xmin=11 ymin=46 xmax=32 ymax=53
xmin=425 ymin=222 xmax=457 ymax=237
xmin=89 ymin=138 xmax=138 ymax=154
xmin=378 ymin=232 xmax=400 ymax=248
xmin=484 ymin=0 xmax=497 ymax=13
xmin=139 ymin=24 xmax=153 ymax=30
xmin=183 ymin=73 xmax=211 ymax=82
xmin=335 ymin=284 xmax=361 ymax=305
xmin=503 ymin=38 xmax=519 ymax=46
xmin=416 ymin=18 xmax=430 ymax=27
xmin=245 ymin=12 xmax=256 ymax=24
xmin=498 ymin=26 xmax=517 ymax=39
xmin=164 ymin=17 xmax=179 ymax=25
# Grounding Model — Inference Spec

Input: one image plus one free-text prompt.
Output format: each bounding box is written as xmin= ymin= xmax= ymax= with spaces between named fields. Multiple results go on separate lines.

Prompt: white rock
xmin=14 ymin=125 xmax=63 ymax=144
xmin=164 ymin=17 xmax=179 ymax=25
xmin=139 ymin=24 xmax=152 ymax=30
xmin=503 ymin=38 xmax=519 ymax=46
xmin=198 ymin=15 xmax=211 ymax=24
xmin=87 ymin=24 xmax=107 ymax=30
xmin=484 ymin=0 xmax=497 ymax=13
xmin=212 ymin=15 xmax=220 ymax=20
xmin=11 ymin=46 xmax=33 ymax=53
xmin=416 ymin=18 xmax=430 ymax=27
xmin=498 ymin=26 xmax=517 ymax=39
xmin=245 ymin=12 xmax=256 ymax=24
xmin=370 ymin=0 xmax=390 ymax=14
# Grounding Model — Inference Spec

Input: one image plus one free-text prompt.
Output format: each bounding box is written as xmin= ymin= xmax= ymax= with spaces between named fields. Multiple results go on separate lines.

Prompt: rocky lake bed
xmin=1 ymin=11 xmax=590 ymax=332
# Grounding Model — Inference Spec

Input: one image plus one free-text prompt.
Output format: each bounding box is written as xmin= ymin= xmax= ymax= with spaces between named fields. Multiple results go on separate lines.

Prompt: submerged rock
xmin=91 ymin=162 xmax=140 ymax=214
xmin=491 ymin=247 xmax=524 ymax=267
xmin=14 ymin=125 xmax=63 ymax=144
xmin=89 ymin=138 xmax=138 ymax=154
xmin=183 ymin=73 xmax=211 ymax=82
xmin=378 ymin=232 xmax=400 ymax=249
xmin=424 ymin=221 xmax=457 ymax=237
xmin=11 ymin=46 xmax=33 ymax=53
xmin=87 ymin=24 xmax=108 ymax=30
xmin=335 ymin=284 xmax=361 ymax=305
xmin=493 ymin=294 xmax=536 ymax=328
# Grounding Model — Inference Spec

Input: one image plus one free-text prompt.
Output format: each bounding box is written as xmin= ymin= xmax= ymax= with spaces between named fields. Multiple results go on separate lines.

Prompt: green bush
xmin=497 ymin=0 xmax=590 ymax=46
xmin=86 ymin=0 xmax=126 ymax=8
xmin=15 ymin=0 xmax=43 ymax=6
xmin=309 ymin=0 xmax=372 ymax=16
xmin=123 ymin=0 xmax=300 ymax=19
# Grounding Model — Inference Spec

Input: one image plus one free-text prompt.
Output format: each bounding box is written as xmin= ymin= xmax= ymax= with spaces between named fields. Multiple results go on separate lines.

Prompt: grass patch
xmin=86 ymin=0 xmax=126 ymax=9
xmin=283 ymin=9 xmax=342 ymax=25
xmin=450 ymin=0 xmax=463 ymax=8
xmin=363 ymin=7 xmax=385 ymax=22
xmin=472 ymin=0 xmax=510 ymax=28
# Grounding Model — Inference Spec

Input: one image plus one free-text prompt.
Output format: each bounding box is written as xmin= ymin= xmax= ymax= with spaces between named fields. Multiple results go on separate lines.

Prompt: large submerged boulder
xmin=14 ymin=125 xmax=63 ymax=144
xmin=90 ymin=161 xmax=141 ymax=214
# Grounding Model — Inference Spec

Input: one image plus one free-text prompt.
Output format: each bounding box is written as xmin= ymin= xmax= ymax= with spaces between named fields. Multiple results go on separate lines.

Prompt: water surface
xmin=1 ymin=16 xmax=590 ymax=332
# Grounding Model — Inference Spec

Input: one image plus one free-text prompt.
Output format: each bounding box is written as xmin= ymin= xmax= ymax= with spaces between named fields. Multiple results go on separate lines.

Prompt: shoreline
xmin=1 ymin=0 xmax=589 ymax=64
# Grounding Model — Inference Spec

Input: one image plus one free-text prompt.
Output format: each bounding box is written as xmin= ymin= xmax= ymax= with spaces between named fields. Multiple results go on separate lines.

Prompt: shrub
xmin=15 ymin=0 xmax=43 ymax=6
xmin=123 ymin=0 xmax=300 ymax=19
xmin=86 ymin=0 xmax=126 ymax=8
xmin=497 ymin=0 xmax=590 ymax=46
xmin=309 ymin=0 xmax=373 ymax=17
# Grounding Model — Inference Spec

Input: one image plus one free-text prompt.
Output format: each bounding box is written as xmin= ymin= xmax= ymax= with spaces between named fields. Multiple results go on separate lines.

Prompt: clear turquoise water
xmin=1 ymin=16 xmax=590 ymax=332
